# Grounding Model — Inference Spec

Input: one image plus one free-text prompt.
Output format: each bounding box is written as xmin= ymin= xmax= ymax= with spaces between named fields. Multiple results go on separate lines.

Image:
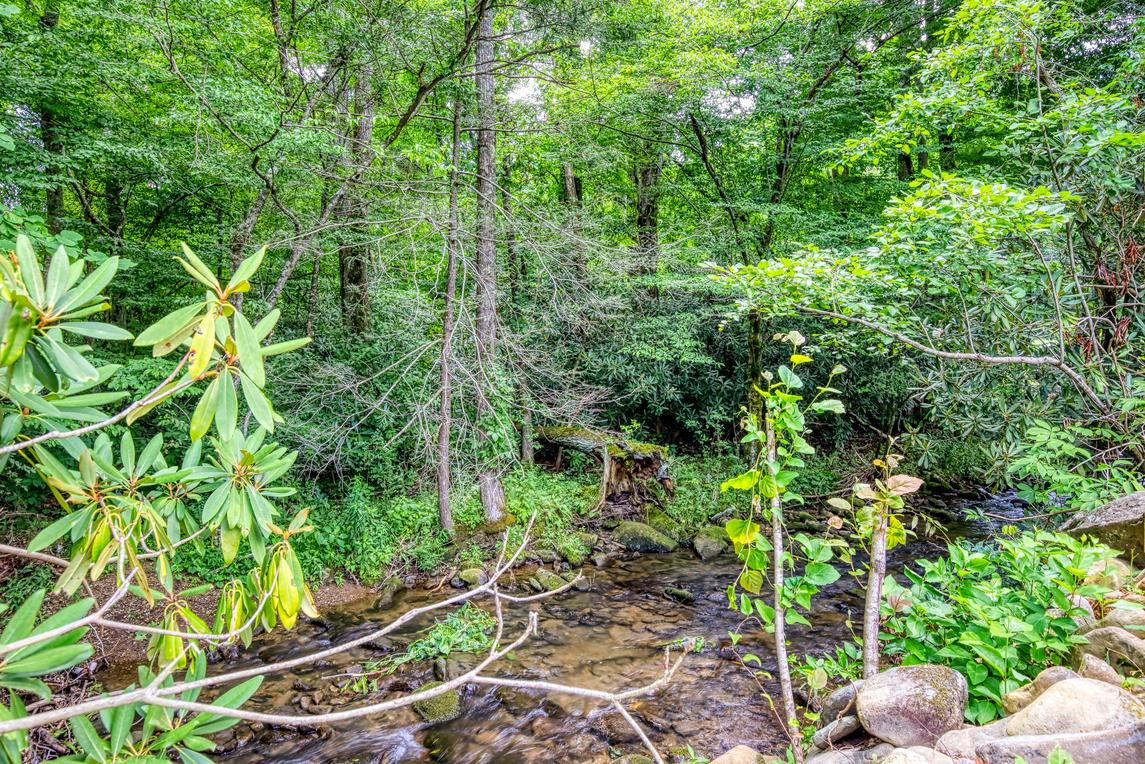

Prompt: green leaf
xmin=134 ymin=302 xmax=205 ymax=349
xmin=725 ymin=518 xmax=760 ymax=546
xmin=56 ymin=257 xmax=119 ymax=314
xmin=239 ymin=371 xmax=275 ymax=432
xmin=804 ymin=562 xmax=841 ymax=586
xmin=58 ymin=322 xmax=133 ymax=341
xmin=261 ymin=336 xmax=311 ymax=357
xmin=739 ymin=569 xmax=764 ymax=594
xmin=68 ymin=715 xmax=108 ymax=763
xmin=720 ymin=470 xmax=757 ymax=492
xmin=232 ymin=312 xmax=265 ymax=388
xmin=45 ymin=246 xmax=73 ymax=309
xmin=15 ymin=235 xmax=44 ymax=305
xmin=27 ymin=511 xmax=86 ymax=552
xmin=217 ymin=373 xmax=237 ymax=439
xmin=1 ymin=590 xmax=45 ymax=643
xmin=190 ymin=376 xmax=220 ymax=442
xmin=778 ymin=365 xmax=802 ymax=389
xmin=176 ymin=243 xmax=220 ymax=292
xmin=227 ymin=247 xmax=265 ymax=293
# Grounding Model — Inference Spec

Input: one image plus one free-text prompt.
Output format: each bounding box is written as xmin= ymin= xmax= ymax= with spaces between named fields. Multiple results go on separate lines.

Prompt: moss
xmin=533 ymin=568 xmax=568 ymax=591
xmin=614 ymin=521 xmax=678 ymax=553
xmin=647 ymin=508 xmax=684 ymax=540
xmin=412 ymin=681 xmax=462 ymax=723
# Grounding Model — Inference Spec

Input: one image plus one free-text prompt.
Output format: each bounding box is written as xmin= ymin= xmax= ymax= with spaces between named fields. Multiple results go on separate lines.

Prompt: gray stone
xmin=1005 ymin=677 xmax=1145 ymax=736
xmin=855 ymin=665 xmax=967 ymax=747
xmin=1077 ymin=602 xmax=1145 ymax=635
xmin=807 ymin=743 xmax=894 ymax=764
xmin=936 ymin=720 xmax=1009 ymax=759
xmin=1001 ymin=666 xmax=1077 ymax=715
xmin=975 ymin=719 xmax=1145 ymax=764
xmin=1074 ymin=626 xmax=1145 ymax=677
xmin=1061 ymin=491 xmax=1145 ymax=559
xmin=372 ymin=576 xmax=406 ymax=609
xmin=614 ymin=521 xmax=678 ymax=553
xmin=812 ymin=714 xmax=862 ymax=748
xmin=411 ymin=682 xmax=461 ymax=724
xmin=458 ymin=567 xmax=488 ymax=587
xmin=821 ymin=680 xmax=864 ymax=724
xmin=1083 ymin=558 xmax=1132 ymax=589
xmin=1076 ymin=653 xmax=1122 ymax=686
xmin=880 ymin=749 xmax=954 ymax=764
xmin=533 ymin=568 xmax=569 ymax=592
xmin=709 ymin=745 xmax=765 ymax=764
xmin=693 ymin=526 xmax=729 ymax=560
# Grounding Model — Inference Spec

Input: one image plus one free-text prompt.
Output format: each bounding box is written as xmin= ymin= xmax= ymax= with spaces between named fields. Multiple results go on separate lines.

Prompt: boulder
xmin=693 ymin=525 xmax=729 ymax=560
xmin=1076 ymin=653 xmax=1122 ymax=686
xmin=709 ymin=745 xmax=766 ymax=764
xmin=372 ymin=576 xmax=406 ymax=609
xmin=1075 ymin=626 xmax=1145 ymax=676
xmin=881 ymin=748 xmax=954 ymax=764
xmin=855 ymin=665 xmax=967 ymax=747
xmin=821 ymin=680 xmax=864 ymax=724
xmin=458 ymin=568 xmax=488 ymax=587
xmin=806 ymin=743 xmax=894 ymax=764
xmin=647 ymin=508 xmax=684 ymax=540
xmin=1077 ymin=603 xmax=1145 ymax=636
xmin=1083 ymin=558 xmax=1132 ymax=590
xmin=412 ymin=681 xmax=462 ymax=724
xmin=614 ymin=521 xmax=678 ymax=553
xmin=936 ymin=719 xmax=1009 ymax=759
xmin=975 ymin=720 xmax=1145 ymax=763
xmin=533 ymin=568 xmax=569 ymax=592
xmin=1004 ymin=677 xmax=1145 ymax=736
xmin=1001 ymin=665 xmax=1078 ymax=715
xmin=1061 ymin=492 xmax=1145 ymax=559
xmin=811 ymin=714 xmax=861 ymax=748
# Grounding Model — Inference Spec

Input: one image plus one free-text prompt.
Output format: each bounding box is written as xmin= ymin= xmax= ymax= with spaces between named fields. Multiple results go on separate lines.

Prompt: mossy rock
xmin=646 ymin=508 xmax=684 ymax=540
xmin=373 ymin=576 xmax=406 ymax=610
xmin=458 ymin=568 xmax=488 ymax=587
xmin=557 ymin=539 xmax=588 ymax=566
xmin=693 ymin=526 xmax=728 ymax=560
xmin=574 ymin=531 xmax=599 ymax=549
xmin=533 ymin=568 xmax=568 ymax=592
xmin=614 ymin=521 xmax=678 ymax=553
xmin=412 ymin=681 xmax=462 ymax=723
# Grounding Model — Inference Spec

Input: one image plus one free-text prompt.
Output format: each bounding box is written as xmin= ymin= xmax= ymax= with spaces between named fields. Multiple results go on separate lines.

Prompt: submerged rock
xmin=411 ymin=681 xmax=461 ymax=724
xmin=664 ymin=587 xmax=694 ymax=603
xmin=1061 ymin=492 xmax=1145 ymax=559
xmin=855 ymin=665 xmax=967 ymax=747
xmin=1004 ymin=677 xmax=1145 ymax=736
xmin=693 ymin=525 xmax=729 ymax=560
xmin=614 ymin=521 xmax=678 ymax=553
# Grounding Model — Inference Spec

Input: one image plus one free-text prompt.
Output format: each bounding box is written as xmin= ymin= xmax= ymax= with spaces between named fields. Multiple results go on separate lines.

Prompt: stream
xmin=203 ymin=493 xmax=1022 ymax=763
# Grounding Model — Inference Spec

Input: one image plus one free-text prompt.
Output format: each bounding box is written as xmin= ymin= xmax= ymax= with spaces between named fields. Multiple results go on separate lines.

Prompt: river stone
xmin=614 ymin=756 xmax=653 ymax=764
xmin=693 ymin=526 xmax=729 ymax=560
xmin=806 ymin=743 xmax=894 ymax=764
xmin=1078 ymin=602 xmax=1145 ymax=635
xmin=411 ymin=681 xmax=461 ymax=724
xmin=647 ymin=508 xmax=684 ymax=540
xmin=812 ymin=714 xmax=861 ymax=748
xmin=709 ymin=745 xmax=767 ymax=763
xmin=562 ymin=570 xmax=592 ymax=591
xmin=372 ymin=576 xmax=406 ymax=609
xmin=614 ymin=521 xmax=678 ymax=553
xmin=975 ymin=719 xmax=1145 ymax=764
xmin=1001 ymin=665 xmax=1077 ymax=715
xmin=458 ymin=568 xmax=488 ymax=587
xmin=533 ymin=568 xmax=568 ymax=591
xmin=1005 ymin=677 xmax=1145 ymax=736
xmin=880 ymin=748 xmax=954 ymax=764
xmin=1061 ymin=491 xmax=1145 ymax=559
xmin=1083 ymin=557 xmax=1132 ymax=590
xmin=1074 ymin=626 xmax=1145 ymax=675
xmin=821 ymin=680 xmax=864 ymax=724
xmin=664 ymin=586 xmax=694 ymax=603
xmin=855 ymin=665 xmax=967 ymax=747
xmin=936 ymin=719 xmax=1009 ymax=758
xmin=1077 ymin=653 xmax=1122 ymax=685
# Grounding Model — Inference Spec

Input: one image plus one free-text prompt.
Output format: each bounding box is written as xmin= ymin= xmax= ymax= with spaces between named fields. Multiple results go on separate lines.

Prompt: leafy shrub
xmin=879 ymin=531 xmax=1118 ymax=723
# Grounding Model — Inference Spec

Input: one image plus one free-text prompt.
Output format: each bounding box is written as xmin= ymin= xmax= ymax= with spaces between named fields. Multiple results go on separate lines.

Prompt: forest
xmin=1 ymin=0 xmax=1145 ymax=762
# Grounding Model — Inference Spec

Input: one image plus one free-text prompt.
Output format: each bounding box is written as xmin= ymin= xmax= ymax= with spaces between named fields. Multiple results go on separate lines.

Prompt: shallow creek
xmin=174 ymin=493 xmax=1023 ymax=763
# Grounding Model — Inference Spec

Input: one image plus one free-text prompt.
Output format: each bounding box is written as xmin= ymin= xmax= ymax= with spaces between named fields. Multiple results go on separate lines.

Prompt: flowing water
xmin=196 ymin=492 xmax=1022 ymax=764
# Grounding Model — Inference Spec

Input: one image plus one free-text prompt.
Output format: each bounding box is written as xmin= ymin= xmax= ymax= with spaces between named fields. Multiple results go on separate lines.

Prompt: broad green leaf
xmin=725 ymin=518 xmax=760 ymax=546
xmin=190 ymin=376 xmax=220 ymax=441
xmin=232 ymin=312 xmax=264 ymax=388
xmin=58 ymin=322 xmax=132 ymax=341
xmin=134 ymin=302 xmax=205 ymax=348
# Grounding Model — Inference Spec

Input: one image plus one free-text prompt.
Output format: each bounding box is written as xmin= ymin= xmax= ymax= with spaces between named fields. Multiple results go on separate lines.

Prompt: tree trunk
xmin=501 ymin=155 xmax=533 ymax=467
xmin=438 ymin=98 xmax=463 ymax=534
xmin=535 ymin=427 xmax=673 ymax=511
xmin=939 ymin=129 xmax=956 ymax=171
xmin=474 ymin=0 xmax=505 ymax=522
xmin=39 ymin=2 xmax=64 ymax=234
xmin=862 ymin=513 xmax=888 ymax=678
xmin=339 ymin=65 xmax=376 ymax=335
xmin=562 ymin=162 xmax=585 ymax=273
xmin=633 ymin=158 xmax=661 ymax=272
xmin=765 ymin=420 xmax=802 ymax=762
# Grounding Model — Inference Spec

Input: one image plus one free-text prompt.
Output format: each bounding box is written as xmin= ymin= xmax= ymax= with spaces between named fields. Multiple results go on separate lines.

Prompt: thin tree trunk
xmin=862 ymin=515 xmax=888 ymax=679
xmin=474 ymin=0 xmax=505 ymax=522
xmin=339 ymin=65 xmax=375 ymax=335
xmin=438 ymin=98 xmax=463 ymax=534
xmin=633 ymin=158 xmax=661 ymax=272
xmin=766 ymin=420 xmax=801 ymax=762
xmin=562 ymin=162 xmax=585 ymax=274
xmin=501 ymin=155 xmax=533 ymax=467
xmin=39 ymin=1 xmax=63 ymax=234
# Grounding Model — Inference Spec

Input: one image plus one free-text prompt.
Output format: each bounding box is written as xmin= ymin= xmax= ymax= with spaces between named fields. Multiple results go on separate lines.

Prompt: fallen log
xmin=535 ymin=426 xmax=673 ymax=511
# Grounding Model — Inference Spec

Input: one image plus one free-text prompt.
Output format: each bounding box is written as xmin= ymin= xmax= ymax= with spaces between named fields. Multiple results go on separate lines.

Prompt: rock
xmin=936 ymin=719 xmax=1009 ymax=759
xmin=1005 ymin=677 xmax=1145 ymax=736
xmin=664 ymin=587 xmax=694 ymax=603
xmin=1075 ymin=626 xmax=1145 ymax=676
xmin=647 ymin=508 xmax=684 ymax=540
xmin=709 ymin=745 xmax=766 ymax=764
xmin=533 ymin=568 xmax=568 ymax=592
xmin=591 ymin=711 xmax=645 ymax=743
xmin=592 ymin=552 xmax=609 ymax=567
xmin=614 ymin=756 xmax=653 ymax=764
xmin=411 ymin=681 xmax=461 ymax=724
xmin=1001 ymin=666 xmax=1077 ymax=715
xmin=1077 ymin=653 xmax=1122 ymax=686
xmin=812 ymin=714 xmax=862 ymax=748
xmin=806 ymin=743 xmax=894 ymax=764
xmin=821 ymin=680 xmax=864 ymax=724
xmin=373 ymin=576 xmax=406 ymax=609
xmin=562 ymin=570 xmax=592 ymax=591
xmin=458 ymin=568 xmax=488 ymax=587
xmin=693 ymin=525 xmax=729 ymax=560
xmin=855 ymin=665 xmax=967 ymax=747
xmin=558 ymin=539 xmax=588 ymax=566
xmin=1048 ymin=594 xmax=1096 ymax=630
xmin=1083 ymin=558 xmax=1132 ymax=590
xmin=880 ymin=748 xmax=954 ymax=764
xmin=975 ymin=719 xmax=1145 ymax=763
xmin=614 ymin=521 xmax=678 ymax=553
xmin=1061 ymin=491 xmax=1145 ymax=559
xmin=1077 ymin=603 xmax=1145 ymax=635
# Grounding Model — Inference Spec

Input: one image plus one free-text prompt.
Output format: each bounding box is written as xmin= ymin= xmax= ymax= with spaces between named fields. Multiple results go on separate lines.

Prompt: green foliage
xmin=879 ymin=531 xmax=1117 ymax=724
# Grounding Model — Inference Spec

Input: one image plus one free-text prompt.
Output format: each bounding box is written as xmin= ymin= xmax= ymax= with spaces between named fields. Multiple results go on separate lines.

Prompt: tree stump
xmin=535 ymin=426 xmax=673 ymax=511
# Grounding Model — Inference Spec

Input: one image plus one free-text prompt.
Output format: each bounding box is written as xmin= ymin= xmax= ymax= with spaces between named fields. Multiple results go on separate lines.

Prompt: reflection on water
xmin=200 ymin=492 xmax=1023 ymax=763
